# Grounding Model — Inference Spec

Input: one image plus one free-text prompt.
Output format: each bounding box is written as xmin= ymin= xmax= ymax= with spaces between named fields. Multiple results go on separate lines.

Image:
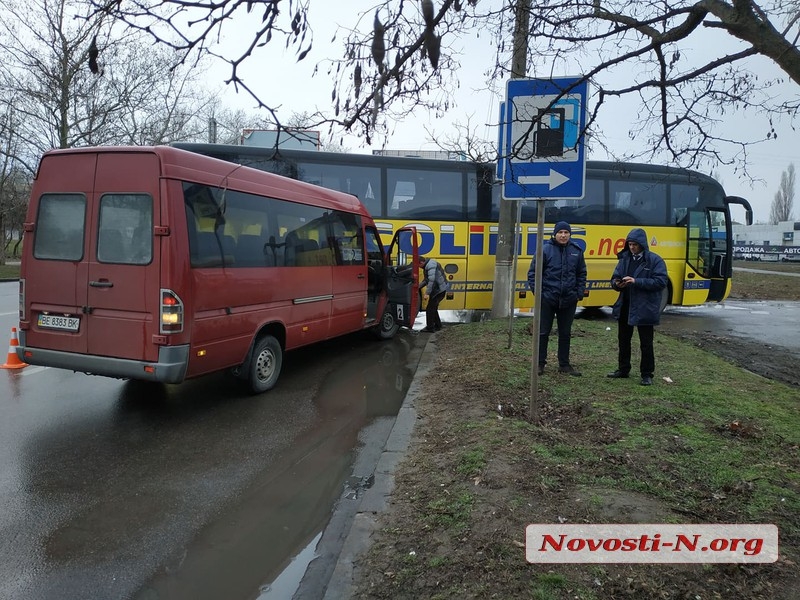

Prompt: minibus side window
xmin=184 ymin=182 xmax=236 ymax=268
xmin=33 ymin=194 xmax=86 ymax=261
xmin=329 ymin=211 xmax=364 ymax=266
xmin=222 ymin=190 xmax=271 ymax=267
xmin=275 ymin=203 xmax=333 ymax=267
xmin=97 ymin=194 xmax=153 ymax=264
xmin=364 ymin=227 xmax=384 ymax=294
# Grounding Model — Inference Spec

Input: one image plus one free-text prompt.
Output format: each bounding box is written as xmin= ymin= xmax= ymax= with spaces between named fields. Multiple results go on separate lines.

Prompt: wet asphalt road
xmin=660 ymin=298 xmax=800 ymax=355
xmin=0 ymin=281 xmax=425 ymax=600
xmin=2 ymin=277 xmax=798 ymax=600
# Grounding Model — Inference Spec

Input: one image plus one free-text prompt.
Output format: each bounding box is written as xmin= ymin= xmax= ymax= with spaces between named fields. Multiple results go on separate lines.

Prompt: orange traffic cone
xmin=1 ymin=327 xmax=27 ymax=370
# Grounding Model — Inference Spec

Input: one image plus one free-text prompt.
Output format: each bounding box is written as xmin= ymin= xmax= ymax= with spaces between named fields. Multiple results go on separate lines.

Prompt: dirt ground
xmin=351 ymin=269 xmax=799 ymax=599
xmin=705 ymin=263 xmax=800 ymax=387
xmin=656 ymin=318 xmax=800 ymax=388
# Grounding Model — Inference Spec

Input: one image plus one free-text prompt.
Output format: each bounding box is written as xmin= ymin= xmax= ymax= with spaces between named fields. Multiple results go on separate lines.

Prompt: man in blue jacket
xmin=607 ymin=228 xmax=668 ymax=386
xmin=527 ymin=221 xmax=587 ymax=376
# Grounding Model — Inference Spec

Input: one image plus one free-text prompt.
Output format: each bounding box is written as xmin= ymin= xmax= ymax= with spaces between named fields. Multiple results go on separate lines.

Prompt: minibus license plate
xmin=38 ymin=314 xmax=80 ymax=332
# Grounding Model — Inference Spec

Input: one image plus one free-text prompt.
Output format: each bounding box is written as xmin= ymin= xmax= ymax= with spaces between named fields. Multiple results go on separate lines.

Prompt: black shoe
xmin=558 ymin=365 xmax=582 ymax=376
xmin=607 ymin=370 xmax=629 ymax=378
xmin=420 ymin=327 xmax=435 ymax=333
xmin=640 ymin=376 xmax=653 ymax=386
xmin=537 ymin=364 xmax=545 ymax=376
xmin=434 ymin=325 xmax=442 ymax=331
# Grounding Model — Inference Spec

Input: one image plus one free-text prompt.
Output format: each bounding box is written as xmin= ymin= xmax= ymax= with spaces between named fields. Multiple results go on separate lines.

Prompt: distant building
xmin=732 ymin=220 xmax=800 ymax=261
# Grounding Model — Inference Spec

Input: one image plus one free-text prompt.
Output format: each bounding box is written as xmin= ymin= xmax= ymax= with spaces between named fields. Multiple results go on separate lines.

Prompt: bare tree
xmin=0 ymin=0 xmax=215 ymax=156
xmin=770 ymin=163 xmax=795 ymax=224
xmin=0 ymin=103 xmax=30 ymax=264
xmin=184 ymin=105 xmax=353 ymax=151
xmin=425 ymin=116 xmax=497 ymax=162
xmin=87 ymin=0 xmax=799 ymax=171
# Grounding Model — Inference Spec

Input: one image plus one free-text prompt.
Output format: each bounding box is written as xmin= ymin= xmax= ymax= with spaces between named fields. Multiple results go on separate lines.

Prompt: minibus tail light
xmin=160 ymin=289 xmax=184 ymax=333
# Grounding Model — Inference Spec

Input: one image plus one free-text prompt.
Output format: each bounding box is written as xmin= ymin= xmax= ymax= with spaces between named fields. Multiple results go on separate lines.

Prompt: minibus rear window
xmin=34 ymin=194 xmax=86 ymax=261
xmin=97 ymin=194 xmax=153 ymax=264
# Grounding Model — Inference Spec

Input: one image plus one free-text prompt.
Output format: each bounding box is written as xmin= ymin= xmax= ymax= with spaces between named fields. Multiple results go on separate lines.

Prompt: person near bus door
xmin=527 ymin=221 xmax=587 ymax=376
xmin=607 ymin=227 xmax=668 ymax=386
xmin=419 ymin=256 xmax=449 ymax=332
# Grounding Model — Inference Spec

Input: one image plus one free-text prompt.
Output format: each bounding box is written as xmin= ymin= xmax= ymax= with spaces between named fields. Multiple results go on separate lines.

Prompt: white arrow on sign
xmin=518 ymin=169 xmax=570 ymax=190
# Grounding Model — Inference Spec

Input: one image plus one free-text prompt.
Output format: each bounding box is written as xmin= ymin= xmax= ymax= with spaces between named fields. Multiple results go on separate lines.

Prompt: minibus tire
xmin=248 ymin=335 xmax=283 ymax=394
xmin=374 ymin=308 xmax=400 ymax=340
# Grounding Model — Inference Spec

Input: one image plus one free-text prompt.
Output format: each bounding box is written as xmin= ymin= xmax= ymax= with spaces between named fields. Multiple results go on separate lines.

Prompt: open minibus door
xmin=375 ymin=227 xmax=419 ymax=337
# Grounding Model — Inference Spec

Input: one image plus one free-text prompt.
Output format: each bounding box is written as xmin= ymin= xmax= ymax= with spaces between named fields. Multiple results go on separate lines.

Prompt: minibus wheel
xmin=374 ymin=308 xmax=400 ymax=340
xmin=248 ymin=335 xmax=283 ymax=393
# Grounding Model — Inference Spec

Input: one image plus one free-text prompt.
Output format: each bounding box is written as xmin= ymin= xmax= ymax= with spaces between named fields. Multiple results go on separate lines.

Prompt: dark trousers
xmin=539 ymin=300 xmax=577 ymax=368
xmin=618 ymin=300 xmax=655 ymax=377
xmin=425 ymin=291 xmax=446 ymax=329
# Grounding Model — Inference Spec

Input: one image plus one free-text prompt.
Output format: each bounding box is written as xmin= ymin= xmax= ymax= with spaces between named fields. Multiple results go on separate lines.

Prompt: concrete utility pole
xmin=491 ymin=0 xmax=531 ymax=318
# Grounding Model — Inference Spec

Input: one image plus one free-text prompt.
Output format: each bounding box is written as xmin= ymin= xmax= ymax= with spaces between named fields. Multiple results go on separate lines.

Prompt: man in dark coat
xmin=607 ymin=227 xmax=668 ymax=386
xmin=527 ymin=221 xmax=587 ymax=376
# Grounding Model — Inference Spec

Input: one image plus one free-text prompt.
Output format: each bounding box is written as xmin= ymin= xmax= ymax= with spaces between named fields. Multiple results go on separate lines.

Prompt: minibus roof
xmin=38 ymin=145 xmax=370 ymax=217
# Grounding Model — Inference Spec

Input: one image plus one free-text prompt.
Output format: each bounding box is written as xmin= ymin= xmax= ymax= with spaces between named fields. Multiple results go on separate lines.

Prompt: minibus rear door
xmin=84 ymin=152 xmax=162 ymax=361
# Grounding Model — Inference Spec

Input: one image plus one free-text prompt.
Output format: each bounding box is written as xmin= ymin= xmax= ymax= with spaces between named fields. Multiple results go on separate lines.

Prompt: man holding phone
xmin=607 ymin=228 xmax=668 ymax=386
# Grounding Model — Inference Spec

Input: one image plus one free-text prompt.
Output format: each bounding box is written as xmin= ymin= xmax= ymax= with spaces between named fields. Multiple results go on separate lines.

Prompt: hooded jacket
xmin=527 ymin=227 xmax=587 ymax=307
xmin=610 ymin=228 xmax=668 ymax=326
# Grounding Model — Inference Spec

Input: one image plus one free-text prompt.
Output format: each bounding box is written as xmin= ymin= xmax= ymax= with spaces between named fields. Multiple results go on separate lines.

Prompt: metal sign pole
xmin=530 ymin=199 xmax=545 ymax=421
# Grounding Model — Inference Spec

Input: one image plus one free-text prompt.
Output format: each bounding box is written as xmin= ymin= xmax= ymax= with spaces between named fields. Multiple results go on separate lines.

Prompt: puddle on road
xmin=257 ymin=532 xmax=321 ymax=600
xmin=133 ymin=329 xmax=426 ymax=600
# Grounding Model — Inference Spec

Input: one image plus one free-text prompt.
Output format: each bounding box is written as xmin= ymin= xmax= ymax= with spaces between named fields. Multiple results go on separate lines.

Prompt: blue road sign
xmin=502 ymin=77 xmax=587 ymax=200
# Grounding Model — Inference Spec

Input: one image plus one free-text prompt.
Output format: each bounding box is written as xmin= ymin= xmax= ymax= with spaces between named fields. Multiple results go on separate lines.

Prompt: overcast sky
xmin=208 ymin=1 xmax=799 ymax=225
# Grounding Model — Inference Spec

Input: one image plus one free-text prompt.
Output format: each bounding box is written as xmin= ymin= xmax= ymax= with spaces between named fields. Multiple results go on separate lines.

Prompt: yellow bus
xmin=173 ymin=143 xmax=753 ymax=312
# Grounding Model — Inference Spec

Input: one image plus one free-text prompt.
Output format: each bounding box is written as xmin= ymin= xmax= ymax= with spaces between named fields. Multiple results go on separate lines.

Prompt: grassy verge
xmin=0 ymin=264 xmax=20 ymax=279
xmin=733 ymin=260 xmax=800 ymax=273
xmin=356 ymin=318 xmax=799 ymax=599
xmin=731 ymin=260 xmax=800 ymax=300
xmin=730 ymin=269 xmax=800 ymax=300
xmin=457 ymin=318 xmax=798 ymax=520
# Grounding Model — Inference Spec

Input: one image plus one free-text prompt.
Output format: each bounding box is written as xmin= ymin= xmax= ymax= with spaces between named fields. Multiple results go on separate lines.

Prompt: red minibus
xmin=17 ymin=146 xmax=420 ymax=393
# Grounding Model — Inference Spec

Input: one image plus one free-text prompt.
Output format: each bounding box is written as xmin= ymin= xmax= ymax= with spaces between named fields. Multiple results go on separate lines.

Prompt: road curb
xmin=295 ymin=332 xmax=438 ymax=600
